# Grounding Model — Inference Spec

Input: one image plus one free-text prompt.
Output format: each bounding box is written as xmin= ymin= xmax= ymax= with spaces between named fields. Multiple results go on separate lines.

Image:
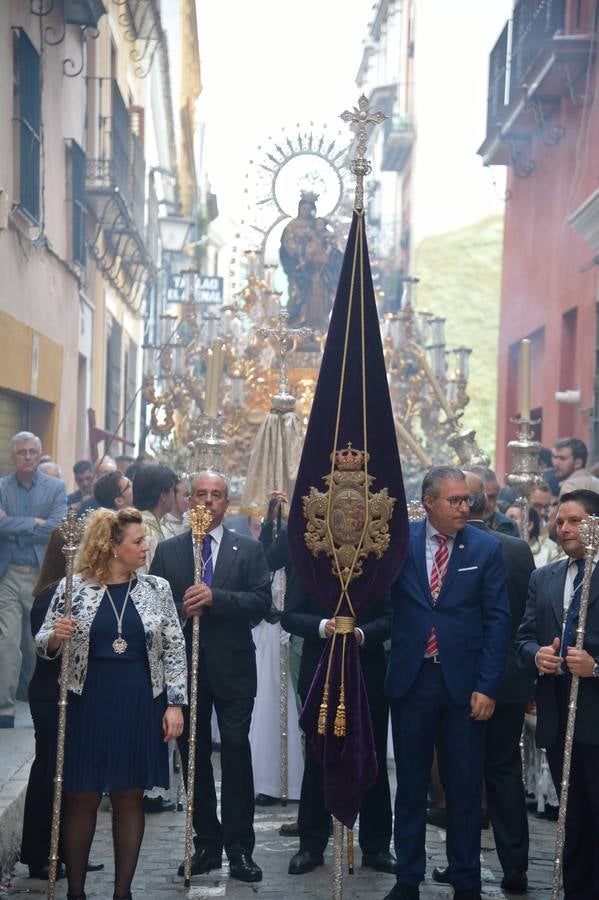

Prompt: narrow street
xmin=9 ymin=756 xmax=557 ymax=899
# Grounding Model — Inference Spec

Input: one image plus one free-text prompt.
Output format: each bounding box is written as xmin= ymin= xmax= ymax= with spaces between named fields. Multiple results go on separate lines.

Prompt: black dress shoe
xmin=228 ymin=853 xmax=262 ymax=882
xmin=383 ymin=884 xmax=420 ymax=900
xmin=28 ymin=862 xmax=66 ymax=880
xmin=453 ymin=891 xmax=481 ymax=900
xmin=501 ymin=869 xmax=528 ymax=894
xmin=288 ymin=849 xmax=324 ymax=874
xmin=432 ymin=865 xmax=450 ymax=884
xmin=87 ymin=859 xmax=105 ymax=872
xmin=362 ymin=850 xmax=399 ymax=874
xmin=255 ymin=792 xmax=279 ymax=806
xmin=177 ymin=847 xmax=222 ymax=876
xmin=143 ymin=796 xmax=176 ymax=813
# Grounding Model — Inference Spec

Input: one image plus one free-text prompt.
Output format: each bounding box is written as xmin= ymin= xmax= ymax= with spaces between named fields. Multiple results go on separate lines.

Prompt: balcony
xmin=478 ymin=0 xmax=596 ymax=169
xmin=381 ymin=113 xmax=415 ymax=172
xmin=85 ymin=80 xmax=154 ymax=312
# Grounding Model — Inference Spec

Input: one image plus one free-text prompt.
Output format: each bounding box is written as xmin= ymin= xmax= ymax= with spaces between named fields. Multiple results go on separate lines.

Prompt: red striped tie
xmin=426 ymin=534 xmax=448 ymax=657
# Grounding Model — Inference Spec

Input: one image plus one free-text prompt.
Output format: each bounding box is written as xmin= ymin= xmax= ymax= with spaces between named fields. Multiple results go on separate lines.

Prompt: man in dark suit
xmin=281 ymin=571 xmax=396 ymax=876
xmin=150 ymin=471 xmax=271 ymax=883
xmin=433 ymin=472 xmax=535 ymax=895
xmin=465 ymin=465 xmax=519 ymax=537
xmin=516 ymin=488 xmax=599 ymax=900
xmin=385 ymin=465 xmax=511 ymax=900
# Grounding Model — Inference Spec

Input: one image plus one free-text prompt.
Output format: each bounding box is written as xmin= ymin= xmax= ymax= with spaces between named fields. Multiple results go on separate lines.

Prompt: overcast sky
xmin=195 ymin=0 xmax=513 ymax=243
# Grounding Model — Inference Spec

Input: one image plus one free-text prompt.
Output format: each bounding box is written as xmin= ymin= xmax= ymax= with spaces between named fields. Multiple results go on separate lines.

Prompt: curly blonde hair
xmin=76 ymin=507 xmax=142 ymax=583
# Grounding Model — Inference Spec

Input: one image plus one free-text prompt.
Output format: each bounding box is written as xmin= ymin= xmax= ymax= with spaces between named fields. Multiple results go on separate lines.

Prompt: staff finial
xmin=340 ymin=94 xmax=386 ymax=212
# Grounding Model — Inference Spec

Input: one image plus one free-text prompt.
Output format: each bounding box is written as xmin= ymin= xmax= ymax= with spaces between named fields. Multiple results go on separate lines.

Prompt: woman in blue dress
xmin=36 ymin=508 xmax=187 ymax=900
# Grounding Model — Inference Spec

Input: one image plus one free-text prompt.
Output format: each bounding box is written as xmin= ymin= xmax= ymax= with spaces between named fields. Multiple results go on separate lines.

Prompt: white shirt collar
xmin=208 ymin=523 xmax=224 ymax=545
xmin=567 ymin=552 xmax=599 ymax=569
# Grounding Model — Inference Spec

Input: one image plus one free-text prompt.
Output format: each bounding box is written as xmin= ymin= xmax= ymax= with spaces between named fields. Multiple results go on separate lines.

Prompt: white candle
xmin=204 ymin=348 xmax=216 ymax=417
xmin=520 ymin=339 xmax=531 ymax=421
xmin=204 ymin=340 xmax=225 ymax=418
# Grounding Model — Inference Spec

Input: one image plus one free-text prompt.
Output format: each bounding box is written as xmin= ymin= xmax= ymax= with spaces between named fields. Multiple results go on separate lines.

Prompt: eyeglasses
xmin=115 ymin=479 xmax=131 ymax=498
xmin=441 ymin=495 xmax=475 ymax=509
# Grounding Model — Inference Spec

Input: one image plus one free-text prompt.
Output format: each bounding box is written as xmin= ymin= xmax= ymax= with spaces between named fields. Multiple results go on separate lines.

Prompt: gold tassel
xmin=318 ymin=684 xmax=330 ymax=735
xmin=334 ymin=683 xmax=346 ymax=737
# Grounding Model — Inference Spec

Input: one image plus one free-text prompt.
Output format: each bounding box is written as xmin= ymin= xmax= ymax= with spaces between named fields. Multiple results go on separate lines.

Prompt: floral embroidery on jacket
xmin=35 ymin=573 xmax=187 ymax=706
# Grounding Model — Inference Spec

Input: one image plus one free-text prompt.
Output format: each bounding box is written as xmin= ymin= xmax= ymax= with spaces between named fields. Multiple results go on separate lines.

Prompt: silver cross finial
xmin=257 ymin=308 xmax=312 ymax=398
xmin=340 ymin=95 xmax=386 ymax=212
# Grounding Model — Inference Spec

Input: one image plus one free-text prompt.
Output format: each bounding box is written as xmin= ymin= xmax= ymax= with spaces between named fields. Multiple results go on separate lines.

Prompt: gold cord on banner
xmin=319 ymin=213 xmax=369 ymax=737
xmin=333 ymin=634 xmax=348 ymax=737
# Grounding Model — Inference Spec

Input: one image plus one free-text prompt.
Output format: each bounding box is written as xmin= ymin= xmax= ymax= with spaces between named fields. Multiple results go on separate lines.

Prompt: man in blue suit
xmin=0 ymin=431 xmax=67 ymax=727
xmin=385 ymin=465 xmax=510 ymax=900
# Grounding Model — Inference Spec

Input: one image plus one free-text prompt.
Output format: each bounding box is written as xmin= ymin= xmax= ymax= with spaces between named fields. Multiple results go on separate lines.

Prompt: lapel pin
xmin=458 ymin=544 xmax=464 ymax=549
xmin=232 ymin=546 xmax=238 ymax=551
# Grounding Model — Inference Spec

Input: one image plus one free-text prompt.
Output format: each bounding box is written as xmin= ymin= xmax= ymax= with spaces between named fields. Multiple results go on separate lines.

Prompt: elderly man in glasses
xmin=0 ymin=431 xmax=67 ymax=727
xmin=385 ymin=465 xmax=511 ymax=900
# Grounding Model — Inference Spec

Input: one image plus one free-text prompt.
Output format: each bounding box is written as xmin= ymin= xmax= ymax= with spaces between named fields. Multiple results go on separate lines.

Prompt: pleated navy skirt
xmin=62 ymin=583 xmax=168 ymax=793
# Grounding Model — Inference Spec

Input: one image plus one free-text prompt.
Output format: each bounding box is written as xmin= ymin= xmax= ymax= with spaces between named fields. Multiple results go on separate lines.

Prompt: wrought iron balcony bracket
xmin=526 ymin=95 xmax=566 ymax=147
xmin=559 ymin=61 xmax=595 ymax=109
xmin=501 ymin=135 xmax=537 ymax=179
xmin=86 ymin=178 xmax=156 ymax=313
xmin=113 ymin=0 xmax=161 ymax=78
xmin=30 ymin=0 xmax=103 ymax=76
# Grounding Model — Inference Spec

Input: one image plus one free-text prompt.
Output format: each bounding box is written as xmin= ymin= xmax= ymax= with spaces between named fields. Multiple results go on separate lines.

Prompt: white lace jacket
xmin=35 ymin=572 xmax=187 ymax=706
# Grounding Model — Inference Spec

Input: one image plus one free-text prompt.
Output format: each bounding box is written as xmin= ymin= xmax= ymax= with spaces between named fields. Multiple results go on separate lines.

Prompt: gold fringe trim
xmin=334 ymin=684 xmax=346 ymax=737
xmin=318 ymin=683 xmax=330 ymax=736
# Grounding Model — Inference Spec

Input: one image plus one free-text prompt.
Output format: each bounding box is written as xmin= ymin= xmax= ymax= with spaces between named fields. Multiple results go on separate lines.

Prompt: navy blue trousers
xmin=390 ymin=659 xmax=486 ymax=891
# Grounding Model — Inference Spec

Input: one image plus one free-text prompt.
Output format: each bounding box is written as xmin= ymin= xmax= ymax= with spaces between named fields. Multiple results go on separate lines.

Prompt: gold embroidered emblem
xmin=303 ymin=443 xmax=396 ymax=583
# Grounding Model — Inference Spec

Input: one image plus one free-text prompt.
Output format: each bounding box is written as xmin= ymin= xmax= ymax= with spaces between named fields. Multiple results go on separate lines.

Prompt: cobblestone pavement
xmin=6 ymin=758 xmax=558 ymax=899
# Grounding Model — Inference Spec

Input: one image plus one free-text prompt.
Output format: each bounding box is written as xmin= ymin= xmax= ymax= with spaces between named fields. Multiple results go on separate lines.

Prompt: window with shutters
xmin=13 ymin=29 xmax=41 ymax=222
xmin=68 ymin=140 xmax=87 ymax=266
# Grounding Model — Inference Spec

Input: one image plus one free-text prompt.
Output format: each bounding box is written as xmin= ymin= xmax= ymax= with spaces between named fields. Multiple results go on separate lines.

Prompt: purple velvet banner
xmin=288 ymin=210 xmax=409 ymax=827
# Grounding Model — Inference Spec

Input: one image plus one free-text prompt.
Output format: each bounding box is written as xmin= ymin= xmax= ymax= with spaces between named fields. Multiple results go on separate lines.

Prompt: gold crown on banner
xmin=331 ymin=443 xmax=369 ymax=472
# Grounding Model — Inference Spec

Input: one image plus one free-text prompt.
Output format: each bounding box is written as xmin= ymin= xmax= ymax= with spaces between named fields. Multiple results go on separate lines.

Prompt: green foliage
xmin=414 ymin=214 xmax=504 ymax=464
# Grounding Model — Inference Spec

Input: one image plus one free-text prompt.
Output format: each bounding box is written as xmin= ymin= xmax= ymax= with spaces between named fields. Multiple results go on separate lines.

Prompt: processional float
xmin=240 ymin=309 xmax=308 ymax=803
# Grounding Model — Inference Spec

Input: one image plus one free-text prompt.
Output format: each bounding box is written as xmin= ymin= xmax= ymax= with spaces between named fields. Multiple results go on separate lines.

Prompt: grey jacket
xmin=35 ymin=572 xmax=187 ymax=706
xmin=0 ymin=471 xmax=67 ymax=577
xmin=559 ymin=468 xmax=599 ymax=497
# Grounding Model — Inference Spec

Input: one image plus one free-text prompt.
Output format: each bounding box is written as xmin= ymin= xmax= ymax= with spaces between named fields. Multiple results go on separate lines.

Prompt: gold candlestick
xmin=183 ymin=504 xmax=214 ymax=888
xmin=47 ymin=510 xmax=85 ymax=900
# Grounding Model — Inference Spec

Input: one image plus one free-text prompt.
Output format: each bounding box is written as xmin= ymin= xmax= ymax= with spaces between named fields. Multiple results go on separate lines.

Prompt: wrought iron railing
xmin=509 ymin=0 xmax=566 ymax=103
xmin=86 ymin=79 xmax=146 ymax=234
xmin=486 ymin=22 xmax=509 ymax=134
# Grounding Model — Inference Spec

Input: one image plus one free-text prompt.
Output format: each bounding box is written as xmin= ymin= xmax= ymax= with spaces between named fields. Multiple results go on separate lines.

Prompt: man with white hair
xmin=0 ymin=431 xmax=67 ymax=727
